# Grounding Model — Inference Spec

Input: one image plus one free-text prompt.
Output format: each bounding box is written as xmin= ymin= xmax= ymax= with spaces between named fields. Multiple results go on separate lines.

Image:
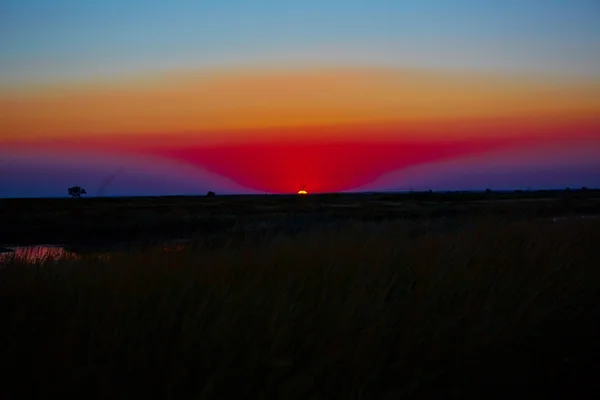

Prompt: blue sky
xmin=1 ymin=0 xmax=600 ymax=197
xmin=1 ymin=0 xmax=600 ymax=85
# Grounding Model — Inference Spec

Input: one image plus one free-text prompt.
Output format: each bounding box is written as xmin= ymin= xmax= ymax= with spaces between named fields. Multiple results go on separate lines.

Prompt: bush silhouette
xmin=207 ymin=191 xmax=216 ymax=197
xmin=68 ymin=186 xmax=87 ymax=198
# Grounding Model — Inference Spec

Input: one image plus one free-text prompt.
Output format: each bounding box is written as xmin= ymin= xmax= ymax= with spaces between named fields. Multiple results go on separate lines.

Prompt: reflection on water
xmin=0 ymin=245 xmax=78 ymax=264
xmin=0 ymin=242 xmax=186 ymax=264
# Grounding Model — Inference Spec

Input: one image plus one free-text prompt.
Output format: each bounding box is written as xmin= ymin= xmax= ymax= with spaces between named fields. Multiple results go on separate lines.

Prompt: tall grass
xmin=1 ymin=217 xmax=600 ymax=399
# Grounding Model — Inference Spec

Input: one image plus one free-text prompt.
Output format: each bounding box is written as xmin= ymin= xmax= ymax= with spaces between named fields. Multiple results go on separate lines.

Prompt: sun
xmin=298 ymin=184 xmax=308 ymax=195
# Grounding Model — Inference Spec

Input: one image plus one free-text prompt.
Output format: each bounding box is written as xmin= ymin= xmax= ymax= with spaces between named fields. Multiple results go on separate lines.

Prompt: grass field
xmin=1 ymin=191 xmax=600 ymax=398
xmin=1 ymin=189 xmax=599 ymax=246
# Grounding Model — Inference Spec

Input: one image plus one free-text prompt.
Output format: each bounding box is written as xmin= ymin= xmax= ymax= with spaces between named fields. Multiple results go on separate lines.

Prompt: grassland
xmin=1 ymin=189 xmax=599 ymax=247
xmin=1 ymin=191 xmax=600 ymax=398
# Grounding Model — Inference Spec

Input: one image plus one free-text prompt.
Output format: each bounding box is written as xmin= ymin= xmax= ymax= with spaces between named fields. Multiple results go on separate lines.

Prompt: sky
xmin=1 ymin=0 xmax=599 ymax=196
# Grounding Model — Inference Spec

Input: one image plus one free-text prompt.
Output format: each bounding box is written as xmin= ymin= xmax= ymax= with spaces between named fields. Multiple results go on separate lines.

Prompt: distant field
xmin=1 ymin=214 xmax=599 ymax=398
xmin=1 ymin=189 xmax=599 ymax=246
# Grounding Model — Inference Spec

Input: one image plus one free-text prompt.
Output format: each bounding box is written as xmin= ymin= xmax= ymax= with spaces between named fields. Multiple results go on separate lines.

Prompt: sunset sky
xmin=1 ymin=0 xmax=599 ymax=196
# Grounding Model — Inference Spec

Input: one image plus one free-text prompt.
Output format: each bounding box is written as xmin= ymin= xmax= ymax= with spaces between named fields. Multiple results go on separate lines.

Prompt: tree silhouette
xmin=68 ymin=186 xmax=87 ymax=198
xmin=206 ymin=191 xmax=216 ymax=197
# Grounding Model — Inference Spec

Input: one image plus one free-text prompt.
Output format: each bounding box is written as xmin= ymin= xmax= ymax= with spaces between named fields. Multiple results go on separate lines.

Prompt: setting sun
xmin=298 ymin=190 xmax=308 ymax=195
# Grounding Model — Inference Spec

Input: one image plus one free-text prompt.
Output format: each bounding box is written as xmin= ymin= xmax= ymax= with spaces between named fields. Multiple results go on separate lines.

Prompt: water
xmin=0 ymin=245 xmax=77 ymax=264
xmin=549 ymin=214 xmax=600 ymax=223
xmin=0 ymin=242 xmax=187 ymax=264
xmin=1 ymin=214 xmax=597 ymax=264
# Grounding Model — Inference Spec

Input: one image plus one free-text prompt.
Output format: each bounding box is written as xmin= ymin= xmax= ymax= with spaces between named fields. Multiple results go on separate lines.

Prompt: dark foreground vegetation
xmin=2 ymin=207 xmax=600 ymax=398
